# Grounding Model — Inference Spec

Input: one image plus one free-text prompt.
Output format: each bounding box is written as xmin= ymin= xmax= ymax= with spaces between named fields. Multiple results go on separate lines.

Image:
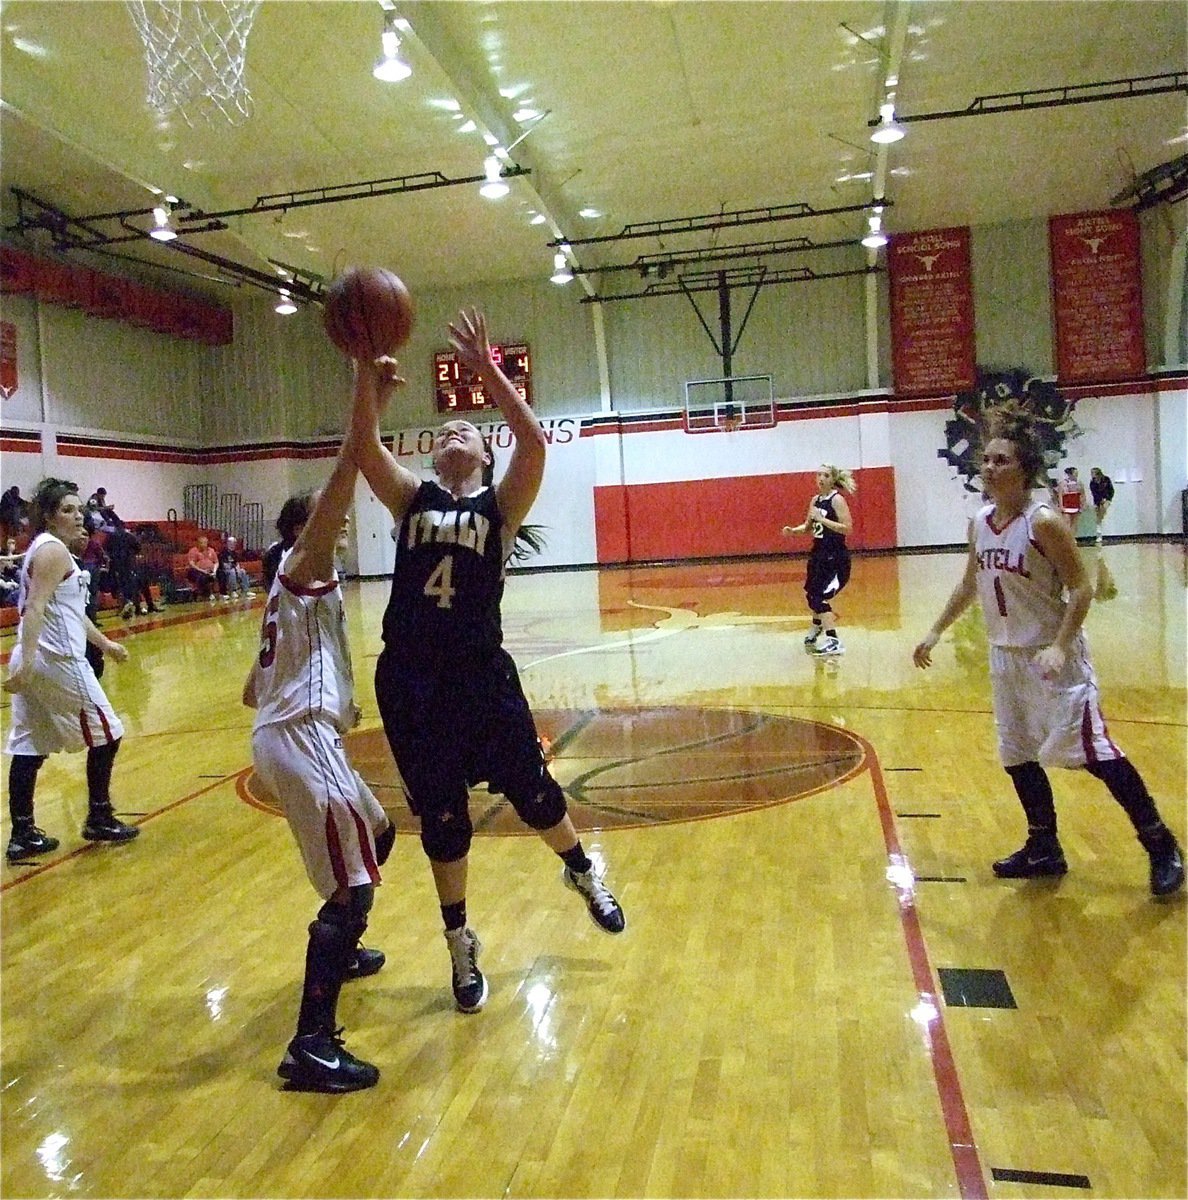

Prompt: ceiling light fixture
xmin=861 ymin=213 xmax=889 ymax=249
xmin=479 ymin=155 xmax=510 ymax=199
xmin=149 ymin=204 xmax=177 ymax=241
xmin=373 ymin=12 xmax=412 ymax=82
xmin=550 ymin=251 xmax=574 ymax=285
xmin=275 ymin=289 xmax=298 ymax=315
xmin=870 ymin=101 xmax=905 ymax=144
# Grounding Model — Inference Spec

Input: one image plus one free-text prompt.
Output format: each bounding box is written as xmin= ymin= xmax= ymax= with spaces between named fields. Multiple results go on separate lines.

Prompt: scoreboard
xmin=433 ymin=343 xmax=532 ymax=414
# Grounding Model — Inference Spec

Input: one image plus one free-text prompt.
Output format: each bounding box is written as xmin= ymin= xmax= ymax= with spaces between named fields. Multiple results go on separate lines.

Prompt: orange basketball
xmin=322 ymin=266 xmax=414 ymax=359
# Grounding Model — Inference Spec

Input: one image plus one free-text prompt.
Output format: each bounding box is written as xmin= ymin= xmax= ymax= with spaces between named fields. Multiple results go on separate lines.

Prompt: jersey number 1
xmin=993 ymin=576 xmax=1009 ymax=617
xmin=424 ymin=557 xmax=456 ymax=609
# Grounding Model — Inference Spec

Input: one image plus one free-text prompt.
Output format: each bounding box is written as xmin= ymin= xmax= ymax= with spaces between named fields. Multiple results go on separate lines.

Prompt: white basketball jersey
xmin=974 ymin=501 xmax=1065 ymax=648
xmin=250 ymin=551 xmax=355 ymax=733
xmin=18 ymin=532 xmax=89 ymax=659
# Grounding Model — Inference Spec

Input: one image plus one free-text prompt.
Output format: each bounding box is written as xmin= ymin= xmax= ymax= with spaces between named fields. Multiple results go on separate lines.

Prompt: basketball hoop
xmin=125 ymin=1 xmax=262 ymax=127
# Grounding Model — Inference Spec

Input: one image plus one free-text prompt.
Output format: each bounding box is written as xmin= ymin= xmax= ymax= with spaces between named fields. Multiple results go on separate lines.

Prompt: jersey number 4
xmin=424 ymin=557 xmax=456 ymax=609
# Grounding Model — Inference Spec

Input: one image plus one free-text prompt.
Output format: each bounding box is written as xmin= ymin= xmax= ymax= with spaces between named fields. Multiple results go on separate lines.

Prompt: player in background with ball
xmin=243 ymin=358 xmax=398 ymax=1093
xmin=912 ymin=403 xmax=1183 ymax=897
xmin=349 ymin=307 xmax=625 ymax=1017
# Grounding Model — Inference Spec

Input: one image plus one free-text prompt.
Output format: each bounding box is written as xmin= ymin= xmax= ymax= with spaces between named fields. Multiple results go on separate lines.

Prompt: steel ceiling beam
xmin=552 ymin=201 xmax=888 ymax=249
xmin=583 ymin=264 xmax=878 ymax=304
xmin=870 ymin=72 xmax=1187 ymax=127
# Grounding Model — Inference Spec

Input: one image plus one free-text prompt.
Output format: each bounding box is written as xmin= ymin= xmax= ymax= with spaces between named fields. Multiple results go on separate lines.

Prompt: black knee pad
xmin=420 ymin=809 xmax=473 ymax=863
xmin=509 ymin=771 xmax=568 ymax=831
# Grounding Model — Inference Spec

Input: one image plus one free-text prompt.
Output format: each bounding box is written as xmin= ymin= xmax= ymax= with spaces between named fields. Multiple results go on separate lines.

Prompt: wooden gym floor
xmin=1 ymin=542 xmax=1184 ymax=1199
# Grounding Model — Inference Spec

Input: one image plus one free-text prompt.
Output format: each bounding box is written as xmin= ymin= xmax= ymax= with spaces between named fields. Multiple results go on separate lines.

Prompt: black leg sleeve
xmin=1085 ymin=758 xmax=1163 ymax=835
xmin=85 ymin=738 xmax=121 ymax=814
xmin=8 ymin=755 xmax=46 ymax=826
xmin=1005 ymin=761 xmax=1057 ymax=832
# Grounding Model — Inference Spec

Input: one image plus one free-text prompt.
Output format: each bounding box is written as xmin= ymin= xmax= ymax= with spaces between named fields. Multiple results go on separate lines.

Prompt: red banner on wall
xmin=888 ymin=227 xmax=976 ymax=399
xmin=0 ymin=322 xmax=16 ymax=399
xmin=1049 ymin=209 xmax=1144 ymax=383
xmin=0 ymin=245 xmax=232 ymax=346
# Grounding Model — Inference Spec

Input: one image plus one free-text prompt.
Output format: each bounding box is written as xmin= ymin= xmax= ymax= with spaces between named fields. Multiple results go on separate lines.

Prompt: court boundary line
xmin=852 ymin=726 xmax=989 ymax=1200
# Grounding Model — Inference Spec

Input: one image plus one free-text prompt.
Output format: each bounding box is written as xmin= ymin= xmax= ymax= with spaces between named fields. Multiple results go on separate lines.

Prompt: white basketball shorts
xmin=989 ymin=639 xmax=1123 ymax=770
xmin=252 ymin=717 xmax=389 ymax=899
xmin=5 ymin=649 xmax=124 ymax=756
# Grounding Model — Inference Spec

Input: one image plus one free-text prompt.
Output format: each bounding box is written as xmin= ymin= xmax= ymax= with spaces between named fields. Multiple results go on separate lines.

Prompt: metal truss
xmin=873 ymin=72 xmax=1187 ymax=127
xmin=550 ymin=200 xmax=886 ymax=249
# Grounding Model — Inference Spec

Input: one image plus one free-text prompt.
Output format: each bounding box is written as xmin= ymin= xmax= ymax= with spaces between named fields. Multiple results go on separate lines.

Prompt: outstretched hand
xmin=447 ymin=307 xmax=491 ymax=374
xmin=356 ymin=355 xmax=405 ymax=414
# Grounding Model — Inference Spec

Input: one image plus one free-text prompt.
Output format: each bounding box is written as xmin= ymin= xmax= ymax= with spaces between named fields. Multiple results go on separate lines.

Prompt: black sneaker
xmin=81 ymin=814 xmax=140 ymax=843
xmin=1140 ymin=828 xmax=1185 ymax=898
xmin=344 ymin=946 xmax=385 ymax=981
xmin=374 ymin=822 xmax=395 ymax=867
xmin=6 ymin=826 xmax=60 ymax=862
xmin=277 ymin=1028 xmax=378 ymax=1093
xmin=564 ymin=866 xmax=626 ymax=933
xmin=444 ymin=927 xmax=488 ymax=1013
xmin=992 ymin=836 xmax=1068 ymax=879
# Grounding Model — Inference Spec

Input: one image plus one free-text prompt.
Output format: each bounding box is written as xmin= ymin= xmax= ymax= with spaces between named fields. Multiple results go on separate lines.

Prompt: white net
xmin=125 ymin=0 xmax=262 ymax=127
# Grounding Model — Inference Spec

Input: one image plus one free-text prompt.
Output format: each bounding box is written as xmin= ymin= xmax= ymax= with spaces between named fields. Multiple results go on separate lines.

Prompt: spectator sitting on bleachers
xmin=217 ymin=536 xmax=255 ymax=600
xmin=186 ymin=535 xmax=222 ymax=604
xmin=0 ymin=536 xmax=21 ymax=607
xmin=1 ymin=487 xmax=29 ymax=537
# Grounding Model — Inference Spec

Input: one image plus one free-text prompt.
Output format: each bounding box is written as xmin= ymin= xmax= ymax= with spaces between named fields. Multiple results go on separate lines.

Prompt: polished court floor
xmin=1 ymin=543 xmax=1184 ymax=1199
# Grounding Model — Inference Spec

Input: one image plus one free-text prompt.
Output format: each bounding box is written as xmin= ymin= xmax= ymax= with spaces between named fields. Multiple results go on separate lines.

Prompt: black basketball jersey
xmin=382 ymin=480 xmax=506 ymax=668
xmin=810 ymin=490 xmax=847 ymax=553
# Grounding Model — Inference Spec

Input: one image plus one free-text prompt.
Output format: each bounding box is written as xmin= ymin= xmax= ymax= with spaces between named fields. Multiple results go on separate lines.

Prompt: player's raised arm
xmin=347 ymin=356 xmax=421 ymax=521
xmin=448 ymin=308 xmax=545 ymax=535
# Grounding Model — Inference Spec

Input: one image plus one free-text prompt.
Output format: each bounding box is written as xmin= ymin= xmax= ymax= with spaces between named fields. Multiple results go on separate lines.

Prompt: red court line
xmin=0 ymin=767 xmax=251 ymax=891
xmin=852 ymin=727 xmax=988 ymax=1200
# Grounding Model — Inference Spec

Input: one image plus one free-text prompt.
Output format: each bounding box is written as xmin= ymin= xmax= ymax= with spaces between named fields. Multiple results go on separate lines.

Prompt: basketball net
xmin=125 ymin=0 xmax=262 ymax=127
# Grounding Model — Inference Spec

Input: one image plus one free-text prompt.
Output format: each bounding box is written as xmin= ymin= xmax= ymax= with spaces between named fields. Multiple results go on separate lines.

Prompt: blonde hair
xmin=819 ymin=465 xmax=857 ymax=495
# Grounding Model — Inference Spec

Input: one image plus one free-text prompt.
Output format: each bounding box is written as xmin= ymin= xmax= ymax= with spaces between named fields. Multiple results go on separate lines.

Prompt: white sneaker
xmin=230 ymin=591 xmax=239 ymax=600
xmin=810 ymin=635 xmax=844 ymax=656
xmin=444 ymin=927 xmax=487 ymax=1013
xmin=208 ymin=595 xmax=216 ymax=605
xmin=221 ymin=594 xmax=231 ymax=603
xmin=563 ymin=865 xmax=626 ymax=933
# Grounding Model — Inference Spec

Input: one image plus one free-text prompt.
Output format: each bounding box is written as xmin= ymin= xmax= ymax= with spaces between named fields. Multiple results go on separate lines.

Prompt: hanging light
xmin=149 ymin=204 xmax=177 ymax=241
xmin=479 ymin=155 xmax=510 ymax=200
xmin=870 ymin=101 xmax=905 ymax=144
xmin=274 ymin=288 xmax=297 ymax=315
xmin=861 ymin=213 xmax=889 ymax=249
xmin=373 ymin=12 xmax=412 ymax=82
xmin=550 ymin=251 xmax=574 ymax=285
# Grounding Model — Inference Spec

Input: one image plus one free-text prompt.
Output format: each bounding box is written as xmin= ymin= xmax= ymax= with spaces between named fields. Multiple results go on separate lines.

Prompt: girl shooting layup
xmin=349 ymin=309 xmax=625 ymax=1016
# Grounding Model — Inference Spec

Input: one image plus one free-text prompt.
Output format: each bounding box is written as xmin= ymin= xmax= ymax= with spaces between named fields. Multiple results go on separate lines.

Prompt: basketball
xmin=322 ymin=267 xmax=414 ymax=359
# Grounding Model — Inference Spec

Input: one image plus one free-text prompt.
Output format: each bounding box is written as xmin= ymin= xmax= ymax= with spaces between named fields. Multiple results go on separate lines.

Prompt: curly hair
xmin=29 ymin=477 xmax=80 ymax=533
xmin=983 ymin=401 xmax=1046 ymax=485
xmin=819 ymin=465 xmax=857 ymax=495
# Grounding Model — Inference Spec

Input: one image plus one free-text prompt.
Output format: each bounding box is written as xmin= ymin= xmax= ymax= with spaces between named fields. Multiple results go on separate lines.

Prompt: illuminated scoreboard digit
xmin=433 ymin=343 xmax=532 ymax=414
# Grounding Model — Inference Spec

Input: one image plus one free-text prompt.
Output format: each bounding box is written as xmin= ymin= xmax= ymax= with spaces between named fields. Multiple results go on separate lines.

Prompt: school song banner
xmin=1049 ymin=209 xmax=1144 ymax=383
xmin=888 ymin=226 xmax=976 ymax=399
